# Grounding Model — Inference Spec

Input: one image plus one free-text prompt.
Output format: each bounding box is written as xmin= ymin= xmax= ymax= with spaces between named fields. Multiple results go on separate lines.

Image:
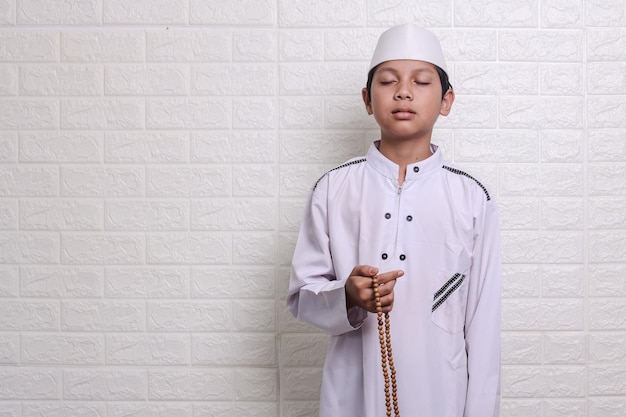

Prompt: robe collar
xmin=367 ymin=140 xmax=443 ymax=181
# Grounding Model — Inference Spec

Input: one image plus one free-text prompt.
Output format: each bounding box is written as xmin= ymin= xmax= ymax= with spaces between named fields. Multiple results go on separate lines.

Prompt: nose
xmin=395 ymin=81 xmax=413 ymax=100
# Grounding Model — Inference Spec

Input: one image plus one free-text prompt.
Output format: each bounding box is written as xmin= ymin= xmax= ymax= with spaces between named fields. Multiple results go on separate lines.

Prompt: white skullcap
xmin=369 ymin=24 xmax=447 ymax=73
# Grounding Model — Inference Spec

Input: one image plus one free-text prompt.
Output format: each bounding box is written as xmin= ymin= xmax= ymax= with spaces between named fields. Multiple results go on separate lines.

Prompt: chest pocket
xmin=430 ymin=242 xmax=470 ymax=334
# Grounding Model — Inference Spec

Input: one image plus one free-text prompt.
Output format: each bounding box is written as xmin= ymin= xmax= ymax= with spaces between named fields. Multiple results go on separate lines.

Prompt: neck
xmin=378 ymin=139 xmax=433 ymax=184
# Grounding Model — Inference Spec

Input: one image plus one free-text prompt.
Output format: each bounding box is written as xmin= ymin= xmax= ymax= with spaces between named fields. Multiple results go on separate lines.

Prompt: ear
xmin=440 ymin=88 xmax=455 ymax=116
xmin=362 ymin=87 xmax=373 ymax=115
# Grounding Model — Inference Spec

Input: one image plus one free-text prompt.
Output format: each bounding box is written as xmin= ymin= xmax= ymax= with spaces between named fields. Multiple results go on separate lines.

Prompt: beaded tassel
xmin=372 ymin=276 xmax=400 ymax=417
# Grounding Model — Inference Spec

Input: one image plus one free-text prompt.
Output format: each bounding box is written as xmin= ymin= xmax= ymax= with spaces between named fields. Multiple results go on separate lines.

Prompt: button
xmin=385 ymin=213 xmax=391 ymax=219
xmin=413 ymin=166 xmax=419 ymax=173
xmin=381 ymin=253 xmax=388 ymax=260
xmin=406 ymin=215 xmax=413 ymax=221
xmin=399 ymin=254 xmax=406 ymax=261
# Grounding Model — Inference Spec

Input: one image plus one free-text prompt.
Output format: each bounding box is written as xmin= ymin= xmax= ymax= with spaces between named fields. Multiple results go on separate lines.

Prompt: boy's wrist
xmin=345 ymin=289 xmax=355 ymax=310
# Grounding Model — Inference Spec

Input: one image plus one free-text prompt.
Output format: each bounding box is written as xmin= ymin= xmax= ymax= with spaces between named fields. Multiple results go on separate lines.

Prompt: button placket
xmin=382 ymin=206 xmax=393 ymax=261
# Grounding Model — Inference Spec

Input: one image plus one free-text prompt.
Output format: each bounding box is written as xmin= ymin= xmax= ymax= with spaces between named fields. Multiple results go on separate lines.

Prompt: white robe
xmin=287 ymin=141 xmax=501 ymax=417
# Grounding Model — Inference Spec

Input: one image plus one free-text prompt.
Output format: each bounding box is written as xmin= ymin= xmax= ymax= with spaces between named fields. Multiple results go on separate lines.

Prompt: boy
xmin=286 ymin=24 xmax=501 ymax=417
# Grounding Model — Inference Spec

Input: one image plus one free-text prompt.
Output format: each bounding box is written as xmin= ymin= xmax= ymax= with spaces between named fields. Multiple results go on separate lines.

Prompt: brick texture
xmin=0 ymin=1 xmax=624 ymax=416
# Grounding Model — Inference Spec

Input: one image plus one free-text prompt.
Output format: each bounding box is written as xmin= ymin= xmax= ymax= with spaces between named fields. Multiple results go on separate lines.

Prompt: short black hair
xmin=365 ymin=63 xmax=452 ymax=101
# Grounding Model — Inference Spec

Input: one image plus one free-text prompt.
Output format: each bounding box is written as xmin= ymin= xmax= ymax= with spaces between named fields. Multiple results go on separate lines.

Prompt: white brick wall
xmin=0 ymin=1 xmax=624 ymax=416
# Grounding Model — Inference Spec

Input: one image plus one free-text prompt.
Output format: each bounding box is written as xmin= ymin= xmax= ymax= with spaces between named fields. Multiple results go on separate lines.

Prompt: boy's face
xmin=362 ymin=60 xmax=454 ymax=143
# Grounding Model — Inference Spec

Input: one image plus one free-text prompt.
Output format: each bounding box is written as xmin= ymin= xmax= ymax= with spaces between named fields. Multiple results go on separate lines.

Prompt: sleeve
xmin=464 ymin=197 xmax=502 ymax=417
xmin=285 ymin=175 xmax=367 ymax=336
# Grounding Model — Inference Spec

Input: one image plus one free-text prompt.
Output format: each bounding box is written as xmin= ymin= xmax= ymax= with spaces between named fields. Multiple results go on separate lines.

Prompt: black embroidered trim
xmin=433 ymin=273 xmax=461 ymax=300
xmin=442 ymin=165 xmax=491 ymax=201
xmin=313 ymin=158 xmax=367 ymax=190
xmin=432 ymin=273 xmax=465 ymax=312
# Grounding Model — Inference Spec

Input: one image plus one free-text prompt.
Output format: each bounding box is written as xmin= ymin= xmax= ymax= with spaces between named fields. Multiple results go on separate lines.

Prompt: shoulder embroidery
xmin=313 ymin=158 xmax=366 ymax=190
xmin=442 ymin=165 xmax=491 ymax=201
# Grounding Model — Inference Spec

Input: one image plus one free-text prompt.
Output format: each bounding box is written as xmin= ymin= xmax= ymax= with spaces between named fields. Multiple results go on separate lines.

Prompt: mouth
xmin=392 ymin=108 xmax=416 ymax=119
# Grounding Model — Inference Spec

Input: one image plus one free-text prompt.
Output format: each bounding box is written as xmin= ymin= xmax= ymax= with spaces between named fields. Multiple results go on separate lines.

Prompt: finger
xmin=378 ymin=292 xmax=396 ymax=313
xmin=377 ymin=269 xmax=404 ymax=285
xmin=350 ymin=265 xmax=378 ymax=277
xmin=371 ymin=295 xmax=393 ymax=313
xmin=352 ymin=265 xmax=379 ymax=278
xmin=383 ymin=302 xmax=394 ymax=313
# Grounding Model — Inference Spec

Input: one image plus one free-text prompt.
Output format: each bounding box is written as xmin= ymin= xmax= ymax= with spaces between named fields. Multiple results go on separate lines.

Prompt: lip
xmin=392 ymin=108 xmax=416 ymax=119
